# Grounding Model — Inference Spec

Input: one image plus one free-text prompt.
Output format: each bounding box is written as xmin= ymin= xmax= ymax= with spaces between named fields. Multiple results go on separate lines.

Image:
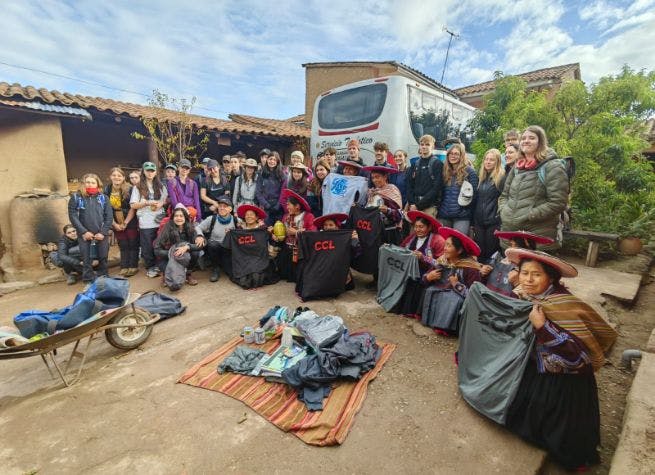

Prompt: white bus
xmin=310 ymin=75 xmax=477 ymax=165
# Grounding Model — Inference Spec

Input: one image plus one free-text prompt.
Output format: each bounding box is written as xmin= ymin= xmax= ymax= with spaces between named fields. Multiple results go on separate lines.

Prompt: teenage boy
xmin=406 ymin=134 xmax=443 ymax=217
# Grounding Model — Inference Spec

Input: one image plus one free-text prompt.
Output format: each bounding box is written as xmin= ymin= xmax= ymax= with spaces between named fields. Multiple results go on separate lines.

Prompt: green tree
xmin=132 ymin=90 xmax=210 ymax=165
xmin=469 ymin=66 xmax=655 ymax=241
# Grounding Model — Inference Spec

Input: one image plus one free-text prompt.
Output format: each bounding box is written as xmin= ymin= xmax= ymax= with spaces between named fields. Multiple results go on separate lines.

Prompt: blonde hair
xmin=419 ymin=134 xmax=435 ymax=146
xmin=79 ymin=173 xmax=103 ymax=197
xmin=521 ymin=125 xmax=549 ymax=162
xmin=478 ymin=149 xmax=505 ymax=189
xmin=443 ymin=143 xmax=468 ymax=185
xmin=108 ymin=167 xmax=131 ymax=200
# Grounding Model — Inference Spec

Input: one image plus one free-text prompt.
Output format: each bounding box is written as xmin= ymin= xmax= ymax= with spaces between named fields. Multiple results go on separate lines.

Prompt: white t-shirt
xmin=130 ymin=183 xmax=168 ymax=229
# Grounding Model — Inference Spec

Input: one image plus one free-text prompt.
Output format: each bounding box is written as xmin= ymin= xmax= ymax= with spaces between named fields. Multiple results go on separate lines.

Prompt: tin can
xmin=243 ymin=326 xmax=255 ymax=344
xmin=254 ymin=328 xmax=265 ymax=344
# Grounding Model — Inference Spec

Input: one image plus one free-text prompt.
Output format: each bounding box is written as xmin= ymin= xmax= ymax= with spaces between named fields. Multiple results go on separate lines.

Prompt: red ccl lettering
xmin=356 ymin=220 xmax=372 ymax=231
xmin=238 ymin=235 xmax=256 ymax=245
xmin=313 ymin=240 xmax=336 ymax=251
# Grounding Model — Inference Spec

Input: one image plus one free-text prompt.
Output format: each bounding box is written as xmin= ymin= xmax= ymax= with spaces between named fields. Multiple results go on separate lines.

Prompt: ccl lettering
xmin=386 ymin=256 xmax=406 ymax=271
xmin=238 ymin=235 xmax=255 ymax=245
xmin=356 ymin=220 xmax=372 ymax=231
xmin=314 ymin=240 xmax=336 ymax=251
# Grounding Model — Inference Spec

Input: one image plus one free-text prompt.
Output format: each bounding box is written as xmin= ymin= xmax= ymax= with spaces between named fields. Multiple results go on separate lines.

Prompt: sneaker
xmin=66 ymin=274 xmax=77 ymax=285
xmin=119 ymin=268 xmax=129 ymax=276
xmin=124 ymin=267 xmax=138 ymax=277
xmin=186 ymin=274 xmax=198 ymax=286
xmin=146 ymin=267 xmax=161 ymax=278
xmin=209 ymin=268 xmax=220 ymax=282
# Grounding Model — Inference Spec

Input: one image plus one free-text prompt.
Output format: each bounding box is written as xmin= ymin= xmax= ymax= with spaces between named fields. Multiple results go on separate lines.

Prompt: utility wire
xmin=0 ymin=59 xmax=232 ymax=117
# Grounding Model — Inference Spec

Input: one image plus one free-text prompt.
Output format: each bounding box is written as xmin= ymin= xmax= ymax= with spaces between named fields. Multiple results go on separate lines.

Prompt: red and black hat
xmin=406 ymin=211 xmax=441 ymax=232
xmin=236 ymin=204 xmax=267 ymax=220
xmin=505 ymin=248 xmax=578 ymax=278
xmin=494 ymin=230 xmax=555 ymax=246
xmin=313 ymin=213 xmax=349 ymax=229
xmin=362 ymin=165 xmax=399 ymax=175
xmin=280 ymin=188 xmax=311 ymax=213
xmin=438 ymin=227 xmax=481 ymax=257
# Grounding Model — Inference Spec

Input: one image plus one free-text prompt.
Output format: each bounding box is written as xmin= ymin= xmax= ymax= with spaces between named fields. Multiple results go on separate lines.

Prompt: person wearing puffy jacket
xmin=438 ymin=143 xmax=478 ymax=235
xmin=472 ymin=149 xmax=506 ymax=263
xmin=256 ymin=152 xmax=285 ymax=225
xmin=498 ymin=126 xmax=568 ymax=249
xmin=68 ymin=173 xmax=113 ymax=283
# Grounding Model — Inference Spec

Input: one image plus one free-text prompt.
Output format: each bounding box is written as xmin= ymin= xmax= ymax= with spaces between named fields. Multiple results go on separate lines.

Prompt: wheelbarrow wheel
xmin=105 ymin=307 xmax=153 ymax=350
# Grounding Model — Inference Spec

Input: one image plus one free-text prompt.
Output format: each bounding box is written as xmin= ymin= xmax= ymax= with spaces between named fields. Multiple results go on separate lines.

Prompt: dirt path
xmin=0 ymin=262 xmax=651 ymax=474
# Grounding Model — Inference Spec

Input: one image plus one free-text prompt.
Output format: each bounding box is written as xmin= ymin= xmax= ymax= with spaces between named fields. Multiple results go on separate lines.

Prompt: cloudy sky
xmin=1 ymin=0 xmax=653 ymax=120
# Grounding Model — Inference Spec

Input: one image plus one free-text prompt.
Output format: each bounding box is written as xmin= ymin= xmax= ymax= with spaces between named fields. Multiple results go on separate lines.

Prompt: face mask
xmin=86 ymin=187 xmax=99 ymax=195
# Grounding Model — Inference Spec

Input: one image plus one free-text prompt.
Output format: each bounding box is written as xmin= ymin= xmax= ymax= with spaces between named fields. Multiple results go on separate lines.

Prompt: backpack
xmin=535 ymin=156 xmax=576 ymax=241
xmin=74 ymin=192 xmax=106 ymax=211
xmin=134 ymin=291 xmax=186 ymax=321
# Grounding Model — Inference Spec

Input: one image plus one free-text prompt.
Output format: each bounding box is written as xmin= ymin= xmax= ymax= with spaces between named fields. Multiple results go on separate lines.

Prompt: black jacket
xmin=473 ymin=176 xmax=505 ymax=227
xmin=68 ymin=193 xmax=113 ymax=235
xmin=57 ymin=235 xmax=82 ymax=267
xmin=406 ymin=157 xmax=443 ymax=209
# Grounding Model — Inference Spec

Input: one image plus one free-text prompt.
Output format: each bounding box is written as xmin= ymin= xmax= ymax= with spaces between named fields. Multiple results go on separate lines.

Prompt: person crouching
xmin=153 ymin=204 xmax=205 ymax=290
xmin=195 ymin=196 xmax=236 ymax=282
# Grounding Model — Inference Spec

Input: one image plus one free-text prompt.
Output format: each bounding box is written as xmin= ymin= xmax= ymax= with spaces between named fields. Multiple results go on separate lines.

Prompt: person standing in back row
xmin=406 ymin=134 xmax=443 ymax=217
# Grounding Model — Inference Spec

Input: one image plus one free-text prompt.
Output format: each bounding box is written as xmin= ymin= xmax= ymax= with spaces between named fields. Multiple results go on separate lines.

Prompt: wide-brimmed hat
xmin=313 ymin=213 xmax=348 ymax=229
xmin=406 ymin=210 xmax=441 ymax=232
xmin=494 ymin=230 xmax=555 ymax=246
xmin=338 ymin=160 xmax=363 ymax=170
xmin=438 ymin=227 xmax=481 ymax=257
xmin=289 ymin=163 xmax=308 ymax=172
xmin=362 ymin=165 xmax=399 ymax=175
xmin=243 ymin=158 xmax=258 ymax=168
xmin=237 ymin=204 xmax=267 ymax=220
xmin=505 ymin=248 xmax=578 ymax=278
xmin=280 ymin=188 xmax=311 ymax=213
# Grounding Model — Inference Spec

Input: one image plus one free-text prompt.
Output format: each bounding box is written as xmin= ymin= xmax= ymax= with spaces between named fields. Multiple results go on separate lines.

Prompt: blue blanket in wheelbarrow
xmin=13 ymin=277 xmax=130 ymax=339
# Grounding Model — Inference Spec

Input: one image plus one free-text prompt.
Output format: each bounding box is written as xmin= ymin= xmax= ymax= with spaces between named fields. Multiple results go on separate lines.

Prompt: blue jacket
xmin=389 ymin=170 xmax=408 ymax=206
xmin=256 ymin=169 xmax=284 ymax=213
xmin=438 ymin=166 xmax=478 ymax=220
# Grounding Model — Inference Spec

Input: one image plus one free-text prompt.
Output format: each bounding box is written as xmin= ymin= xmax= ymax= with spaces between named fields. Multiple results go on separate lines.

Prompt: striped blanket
xmin=538 ymin=293 xmax=618 ymax=371
xmin=178 ymin=334 xmax=395 ymax=446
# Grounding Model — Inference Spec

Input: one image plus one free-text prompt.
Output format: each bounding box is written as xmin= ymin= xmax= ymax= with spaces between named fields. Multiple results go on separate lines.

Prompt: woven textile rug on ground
xmin=178 ymin=333 xmax=396 ymax=446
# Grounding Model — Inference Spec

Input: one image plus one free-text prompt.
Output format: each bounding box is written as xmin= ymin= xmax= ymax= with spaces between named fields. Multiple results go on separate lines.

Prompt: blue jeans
xmin=438 ymin=218 xmax=471 ymax=236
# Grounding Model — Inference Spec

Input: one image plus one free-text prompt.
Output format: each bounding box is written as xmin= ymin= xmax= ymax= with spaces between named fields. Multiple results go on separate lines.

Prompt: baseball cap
xmin=179 ymin=159 xmax=192 ymax=168
xmin=142 ymin=161 xmax=157 ymax=171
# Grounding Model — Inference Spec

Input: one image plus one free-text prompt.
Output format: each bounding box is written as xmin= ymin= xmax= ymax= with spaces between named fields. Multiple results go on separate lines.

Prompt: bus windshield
xmin=318 ymin=83 xmax=387 ymax=130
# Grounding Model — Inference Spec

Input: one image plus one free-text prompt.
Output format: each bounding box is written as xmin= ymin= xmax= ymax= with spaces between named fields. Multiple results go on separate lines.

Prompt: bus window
xmin=317 ymin=83 xmax=387 ymax=130
xmin=422 ymin=93 xmax=436 ymax=112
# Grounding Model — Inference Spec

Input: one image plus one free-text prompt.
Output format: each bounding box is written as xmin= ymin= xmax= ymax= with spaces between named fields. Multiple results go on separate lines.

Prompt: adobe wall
xmin=0 ymin=111 xmax=69 ymax=275
xmin=304 ymin=64 xmax=400 ymax=126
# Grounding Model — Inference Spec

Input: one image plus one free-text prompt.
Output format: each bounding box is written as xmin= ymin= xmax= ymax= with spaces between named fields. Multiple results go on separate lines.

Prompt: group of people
xmin=59 ymin=125 xmax=615 ymax=470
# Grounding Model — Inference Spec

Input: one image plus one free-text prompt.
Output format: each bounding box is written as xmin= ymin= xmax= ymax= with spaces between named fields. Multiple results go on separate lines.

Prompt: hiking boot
xmin=209 ymin=268 xmax=220 ymax=282
xmin=186 ymin=274 xmax=198 ymax=286
xmin=146 ymin=267 xmax=161 ymax=278
xmin=66 ymin=274 xmax=77 ymax=285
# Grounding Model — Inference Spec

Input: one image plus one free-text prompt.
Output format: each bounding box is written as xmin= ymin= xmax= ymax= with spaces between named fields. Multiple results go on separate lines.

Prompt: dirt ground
xmin=0 ymin=258 xmax=652 ymax=474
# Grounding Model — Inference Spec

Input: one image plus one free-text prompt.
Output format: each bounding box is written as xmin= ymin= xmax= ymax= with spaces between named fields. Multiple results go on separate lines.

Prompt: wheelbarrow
xmin=0 ymin=293 xmax=159 ymax=387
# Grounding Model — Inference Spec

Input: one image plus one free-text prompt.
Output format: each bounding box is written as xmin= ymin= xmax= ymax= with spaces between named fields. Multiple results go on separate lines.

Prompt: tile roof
xmin=285 ymin=113 xmax=306 ymax=126
xmin=229 ymin=113 xmax=310 ymax=138
xmin=454 ymin=63 xmax=581 ymax=96
xmin=0 ymin=98 xmax=92 ymax=119
xmin=0 ymin=82 xmax=308 ymax=139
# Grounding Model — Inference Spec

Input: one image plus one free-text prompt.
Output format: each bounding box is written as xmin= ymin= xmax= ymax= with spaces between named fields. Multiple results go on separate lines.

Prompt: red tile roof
xmin=0 ymin=82 xmax=309 ymax=139
xmin=285 ymin=113 xmax=306 ymax=126
xmin=454 ymin=63 xmax=581 ymax=96
xmin=229 ymin=113 xmax=310 ymax=137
